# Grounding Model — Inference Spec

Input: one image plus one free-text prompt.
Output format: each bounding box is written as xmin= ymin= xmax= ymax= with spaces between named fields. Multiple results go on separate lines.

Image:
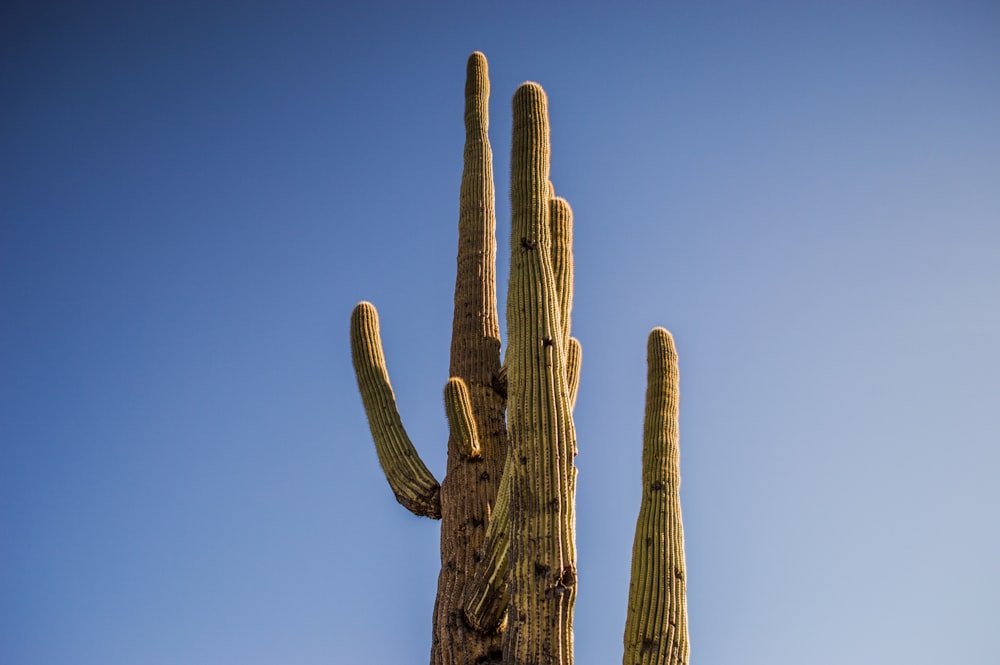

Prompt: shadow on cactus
xmin=350 ymin=52 xmax=688 ymax=665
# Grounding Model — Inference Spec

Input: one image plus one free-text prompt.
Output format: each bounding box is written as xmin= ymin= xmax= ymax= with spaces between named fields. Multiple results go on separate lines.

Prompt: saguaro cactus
xmin=349 ymin=52 xmax=688 ymax=665
xmin=624 ymin=329 xmax=689 ymax=665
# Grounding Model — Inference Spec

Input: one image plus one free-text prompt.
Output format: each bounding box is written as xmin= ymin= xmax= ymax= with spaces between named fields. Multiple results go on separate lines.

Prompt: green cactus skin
xmin=623 ymin=328 xmax=689 ymax=665
xmin=349 ymin=301 xmax=441 ymax=518
xmin=503 ymin=81 xmax=578 ymax=665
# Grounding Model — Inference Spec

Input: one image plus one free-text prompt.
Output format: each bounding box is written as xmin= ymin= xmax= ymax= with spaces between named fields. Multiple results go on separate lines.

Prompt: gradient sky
xmin=3 ymin=2 xmax=999 ymax=664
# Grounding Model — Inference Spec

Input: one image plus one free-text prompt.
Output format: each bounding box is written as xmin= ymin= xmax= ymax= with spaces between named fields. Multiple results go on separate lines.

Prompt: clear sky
xmin=2 ymin=2 xmax=998 ymax=664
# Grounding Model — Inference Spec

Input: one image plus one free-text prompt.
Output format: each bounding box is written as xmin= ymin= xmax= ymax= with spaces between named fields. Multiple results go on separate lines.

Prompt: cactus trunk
xmin=431 ymin=51 xmax=507 ymax=665
xmin=623 ymin=329 xmax=689 ymax=665
xmin=503 ymin=82 xmax=578 ymax=665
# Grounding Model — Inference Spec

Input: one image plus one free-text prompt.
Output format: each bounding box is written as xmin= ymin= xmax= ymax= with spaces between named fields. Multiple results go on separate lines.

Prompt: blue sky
xmin=2 ymin=2 xmax=998 ymax=663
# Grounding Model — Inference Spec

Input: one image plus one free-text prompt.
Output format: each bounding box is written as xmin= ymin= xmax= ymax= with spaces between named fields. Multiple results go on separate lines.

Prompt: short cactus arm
xmin=350 ymin=301 xmax=442 ymax=519
xmin=444 ymin=377 xmax=481 ymax=459
xmin=623 ymin=328 xmax=688 ymax=665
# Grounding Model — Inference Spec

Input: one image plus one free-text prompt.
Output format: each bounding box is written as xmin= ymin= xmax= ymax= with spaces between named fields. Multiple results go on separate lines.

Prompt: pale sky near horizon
xmin=3 ymin=2 xmax=999 ymax=664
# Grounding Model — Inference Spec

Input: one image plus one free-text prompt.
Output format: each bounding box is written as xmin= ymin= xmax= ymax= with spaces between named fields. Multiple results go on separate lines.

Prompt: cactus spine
xmin=349 ymin=53 xmax=688 ymax=665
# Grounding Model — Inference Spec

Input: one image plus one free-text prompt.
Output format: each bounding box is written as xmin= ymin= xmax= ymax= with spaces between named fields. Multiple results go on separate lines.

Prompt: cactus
xmin=349 ymin=52 xmax=688 ymax=665
xmin=624 ymin=329 xmax=689 ymax=665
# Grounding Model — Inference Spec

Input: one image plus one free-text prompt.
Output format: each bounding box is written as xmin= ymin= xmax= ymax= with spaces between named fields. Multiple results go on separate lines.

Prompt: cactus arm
xmin=623 ymin=328 xmax=689 ymax=665
xmin=566 ymin=337 xmax=582 ymax=411
xmin=450 ymin=50 xmax=500 ymax=381
xmin=444 ymin=377 xmax=481 ymax=459
xmin=350 ymin=301 xmax=442 ymax=519
xmin=462 ymin=456 xmax=511 ymax=633
xmin=549 ymin=196 xmax=574 ymax=355
xmin=505 ymin=81 xmax=578 ymax=665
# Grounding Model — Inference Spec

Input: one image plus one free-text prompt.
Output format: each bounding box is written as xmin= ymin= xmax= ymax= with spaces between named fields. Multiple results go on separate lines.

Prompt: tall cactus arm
xmin=444 ymin=377 xmax=481 ymax=459
xmin=550 ymin=196 xmax=579 ymax=421
xmin=350 ymin=302 xmax=442 ymax=519
xmin=623 ymin=328 xmax=689 ymax=665
xmin=450 ymin=50 xmax=501 ymax=382
xmin=549 ymin=196 xmax=574 ymax=355
xmin=505 ymin=81 xmax=578 ymax=665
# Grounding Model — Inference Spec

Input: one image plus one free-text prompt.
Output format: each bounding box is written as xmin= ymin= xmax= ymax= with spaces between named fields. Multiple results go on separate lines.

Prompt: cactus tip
xmin=649 ymin=327 xmax=674 ymax=344
xmin=514 ymin=81 xmax=547 ymax=103
xmin=468 ymin=51 xmax=488 ymax=74
xmin=351 ymin=301 xmax=378 ymax=325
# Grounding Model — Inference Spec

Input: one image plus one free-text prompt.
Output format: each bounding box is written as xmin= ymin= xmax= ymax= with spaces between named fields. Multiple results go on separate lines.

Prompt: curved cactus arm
xmin=444 ymin=377 xmax=481 ymax=459
xmin=350 ymin=301 xmax=442 ymax=519
xmin=566 ymin=336 xmax=582 ymax=411
xmin=504 ymin=81 xmax=578 ymax=665
xmin=623 ymin=328 xmax=688 ymax=665
xmin=463 ymin=455 xmax=511 ymax=633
